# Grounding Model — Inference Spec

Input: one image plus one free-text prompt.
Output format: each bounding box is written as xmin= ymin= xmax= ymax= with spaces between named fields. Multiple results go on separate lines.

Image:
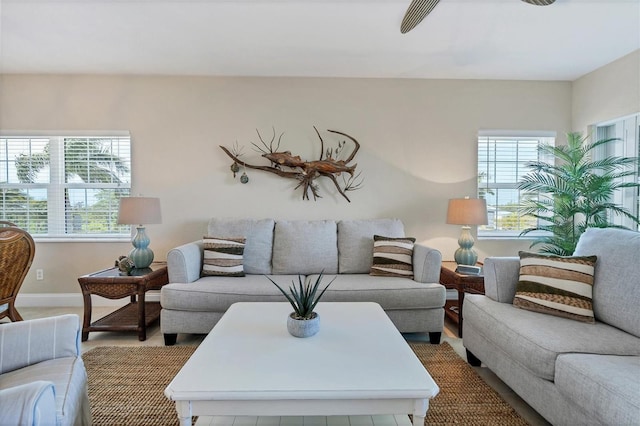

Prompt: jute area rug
xmin=83 ymin=342 xmax=528 ymax=426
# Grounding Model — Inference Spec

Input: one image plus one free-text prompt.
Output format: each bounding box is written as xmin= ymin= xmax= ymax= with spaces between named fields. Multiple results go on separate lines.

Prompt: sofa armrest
xmin=0 ymin=315 xmax=80 ymax=374
xmin=0 ymin=381 xmax=57 ymax=426
xmin=413 ymin=243 xmax=442 ymax=283
xmin=483 ymin=257 xmax=520 ymax=303
xmin=167 ymin=240 xmax=204 ymax=283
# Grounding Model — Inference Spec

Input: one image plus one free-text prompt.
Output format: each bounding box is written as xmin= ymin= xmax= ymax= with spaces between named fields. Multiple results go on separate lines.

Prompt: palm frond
xmin=16 ymin=152 xmax=50 ymax=183
xmin=517 ymin=131 xmax=640 ymax=255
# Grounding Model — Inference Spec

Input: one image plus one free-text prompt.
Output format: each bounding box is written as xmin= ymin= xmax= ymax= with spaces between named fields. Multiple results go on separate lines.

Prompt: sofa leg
xmin=164 ymin=333 xmax=178 ymax=346
xmin=428 ymin=332 xmax=441 ymax=344
xmin=466 ymin=349 xmax=481 ymax=366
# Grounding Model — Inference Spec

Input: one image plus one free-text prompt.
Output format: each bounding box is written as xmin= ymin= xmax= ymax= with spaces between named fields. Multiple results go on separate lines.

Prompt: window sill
xmin=478 ymin=233 xmax=549 ymax=241
xmin=33 ymin=237 xmax=131 ymax=243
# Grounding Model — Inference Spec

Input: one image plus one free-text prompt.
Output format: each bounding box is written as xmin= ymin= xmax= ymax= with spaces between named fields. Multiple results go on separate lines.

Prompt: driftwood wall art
xmin=220 ymin=127 xmax=363 ymax=202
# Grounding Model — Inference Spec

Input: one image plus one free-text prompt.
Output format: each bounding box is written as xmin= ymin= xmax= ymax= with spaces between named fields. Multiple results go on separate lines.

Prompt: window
xmin=477 ymin=131 xmax=555 ymax=238
xmin=0 ymin=133 xmax=131 ymax=239
xmin=593 ymin=113 xmax=640 ymax=231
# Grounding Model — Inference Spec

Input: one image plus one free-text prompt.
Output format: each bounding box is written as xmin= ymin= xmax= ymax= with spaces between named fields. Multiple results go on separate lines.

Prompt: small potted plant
xmin=266 ymin=273 xmax=335 ymax=338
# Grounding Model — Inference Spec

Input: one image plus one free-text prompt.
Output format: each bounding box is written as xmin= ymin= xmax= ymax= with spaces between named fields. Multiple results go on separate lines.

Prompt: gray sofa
xmin=463 ymin=227 xmax=640 ymax=425
xmin=0 ymin=314 xmax=92 ymax=426
xmin=162 ymin=218 xmax=445 ymax=345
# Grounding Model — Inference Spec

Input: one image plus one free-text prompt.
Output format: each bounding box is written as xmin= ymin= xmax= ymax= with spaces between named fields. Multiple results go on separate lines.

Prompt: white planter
xmin=287 ymin=312 xmax=320 ymax=338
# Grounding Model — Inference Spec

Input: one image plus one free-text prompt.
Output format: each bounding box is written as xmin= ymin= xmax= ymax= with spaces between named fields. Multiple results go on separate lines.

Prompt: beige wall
xmin=1 ymin=75 xmax=573 ymax=295
xmin=572 ymin=49 xmax=640 ymax=132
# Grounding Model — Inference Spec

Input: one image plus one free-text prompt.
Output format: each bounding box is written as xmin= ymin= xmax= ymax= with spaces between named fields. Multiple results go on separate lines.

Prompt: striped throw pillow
xmin=514 ymin=251 xmax=597 ymax=323
xmin=202 ymin=236 xmax=245 ymax=277
xmin=370 ymin=235 xmax=415 ymax=279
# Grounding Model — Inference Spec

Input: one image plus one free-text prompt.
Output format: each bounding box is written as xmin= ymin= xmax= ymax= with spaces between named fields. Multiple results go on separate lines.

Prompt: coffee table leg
xmin=175 ymin=401 xmax=192 ymax=426
xmin=413 ymin=399 xmax=428 ymax=425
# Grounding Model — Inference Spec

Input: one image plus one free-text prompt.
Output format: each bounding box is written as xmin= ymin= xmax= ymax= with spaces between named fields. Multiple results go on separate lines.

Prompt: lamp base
xmin=129 ymin=226 xmax=154 ymax=269
xmin=455 ymin=226 xmax=478 ymax=266
xmin=129 ymin=247 xmax=154 ymax=269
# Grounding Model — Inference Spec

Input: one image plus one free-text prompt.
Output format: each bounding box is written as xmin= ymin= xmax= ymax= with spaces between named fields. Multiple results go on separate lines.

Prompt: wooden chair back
xmin=0 ymin=226 xmax=35 ymax=321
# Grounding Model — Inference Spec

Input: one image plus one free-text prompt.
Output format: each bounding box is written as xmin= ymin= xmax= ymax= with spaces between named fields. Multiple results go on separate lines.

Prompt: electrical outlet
xmin=36 ymin=269 xmax=44 ymax=280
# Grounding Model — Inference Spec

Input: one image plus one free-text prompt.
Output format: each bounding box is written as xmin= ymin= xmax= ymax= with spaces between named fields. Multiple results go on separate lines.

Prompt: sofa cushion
xmin=161 ymin=275 xmax=301 ymax=312
xmin=574 ymin=227 xmax=640 ymax=337
xmin=463 ymin=294 xmax=640 ymax=381
xmin=370 ymin=235 xmax=415 ymax=279
xmin=202 ymin=236 xmax=245 ymax=277
xmin=555 ymin=354 xmax=640 ymax=426
xmin=337 ymin=219 xmax=405 ymax=273
xmin=207 ymin=218 xmax=274 ymax=274
xmin=513 ymin=251 xmax=596 ymax=323
xmin=307 ymin=274 xmax=445 ymax=310
xmin=272 ymin=220 xmax=338 ymax=274
xmin=0 ymin=357 xmax=89 ymax=426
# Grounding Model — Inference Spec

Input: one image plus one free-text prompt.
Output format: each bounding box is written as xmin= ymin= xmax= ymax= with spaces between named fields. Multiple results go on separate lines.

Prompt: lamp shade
xmin=446 ymin=198 xmax=488 ymax=226
xmin=117 ymin=197 xmax=162 ymax=225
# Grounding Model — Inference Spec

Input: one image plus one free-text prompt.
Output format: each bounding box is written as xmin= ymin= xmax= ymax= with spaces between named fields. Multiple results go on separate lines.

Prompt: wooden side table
xmin=439 ymin=261 xmax=484 ymax=337
xmin=78 ymin=262 xmax=168 ymax=341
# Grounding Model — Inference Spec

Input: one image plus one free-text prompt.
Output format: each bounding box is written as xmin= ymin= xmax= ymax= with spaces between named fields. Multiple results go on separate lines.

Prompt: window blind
xmin=477 ymin=132 xmax=555 ymax=237
xmin=0 ymin=134 xmax=131 ymax=238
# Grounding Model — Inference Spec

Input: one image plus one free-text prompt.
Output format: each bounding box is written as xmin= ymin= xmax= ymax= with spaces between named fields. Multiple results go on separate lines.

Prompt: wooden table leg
xmin=81 ymin=291 xmax=92 ymax=341
xmin=458 ymin=289 xmax=464 ymax=337
xmin=137 ymin=287 xmax=146 ymax=341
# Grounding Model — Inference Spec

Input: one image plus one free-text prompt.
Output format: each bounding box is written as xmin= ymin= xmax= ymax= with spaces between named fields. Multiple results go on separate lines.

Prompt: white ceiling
xmin=1 ymin=0 xmax=639 ymax=81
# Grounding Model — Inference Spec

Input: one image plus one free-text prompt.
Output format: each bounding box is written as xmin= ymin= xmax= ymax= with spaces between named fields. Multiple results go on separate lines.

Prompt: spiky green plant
xmin=266 ymin=273 xmax=335 ymax=319
xmin=518 ymin=132 xmax=640 ymax=255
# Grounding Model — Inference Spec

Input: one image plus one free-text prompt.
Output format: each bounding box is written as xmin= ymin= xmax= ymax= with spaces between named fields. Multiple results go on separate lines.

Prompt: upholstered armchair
xmin=0 ymin=314 xmax=92 ymax=426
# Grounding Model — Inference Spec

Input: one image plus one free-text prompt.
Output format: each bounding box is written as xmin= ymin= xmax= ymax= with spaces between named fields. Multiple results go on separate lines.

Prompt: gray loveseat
xmin=0 ymin=314 xmax=92 ymax=426
xmin=161 ymin=218 xmax=445 ymax=345
xmin=463 ymin=227 xmax=640 ymax=425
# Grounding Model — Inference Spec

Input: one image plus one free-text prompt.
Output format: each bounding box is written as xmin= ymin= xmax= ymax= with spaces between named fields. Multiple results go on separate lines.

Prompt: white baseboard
xmin=15 ymin=292 xmax=161 ymax=308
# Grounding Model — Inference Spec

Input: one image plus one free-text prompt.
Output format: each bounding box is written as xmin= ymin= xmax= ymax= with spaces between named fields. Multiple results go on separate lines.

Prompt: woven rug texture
xmin=83 ymin=342 xmax=528 ymax=426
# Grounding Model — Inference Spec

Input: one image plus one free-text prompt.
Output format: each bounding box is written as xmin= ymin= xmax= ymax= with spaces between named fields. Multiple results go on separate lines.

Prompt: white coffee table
xmin=165 ymin=302 xmax=439 ymax=426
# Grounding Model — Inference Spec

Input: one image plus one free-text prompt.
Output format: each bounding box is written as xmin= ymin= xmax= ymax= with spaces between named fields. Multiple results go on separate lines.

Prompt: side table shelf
xmin=439 ymin=261 xmax=485 ymax=337
xmin=78 ymin=262 xmax=168 ymax=341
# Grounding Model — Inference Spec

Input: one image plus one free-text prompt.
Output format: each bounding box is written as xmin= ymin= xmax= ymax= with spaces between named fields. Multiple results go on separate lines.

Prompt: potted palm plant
xmin=266 ymin=273 xmax=335 ymax=338
xmin=518 ymin=132 xmax=640 ymax=255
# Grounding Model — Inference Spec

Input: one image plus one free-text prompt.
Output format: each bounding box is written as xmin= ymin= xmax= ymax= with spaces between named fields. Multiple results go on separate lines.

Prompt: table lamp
xmin=446 ymin=197 xmax=488 ymax=266
xmin=117 ymin=196 xmax=162 ymax=269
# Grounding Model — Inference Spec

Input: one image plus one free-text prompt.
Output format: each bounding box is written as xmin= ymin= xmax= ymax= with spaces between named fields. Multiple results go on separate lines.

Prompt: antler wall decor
xmin=220 ymin=127 xmax=363 ymax=202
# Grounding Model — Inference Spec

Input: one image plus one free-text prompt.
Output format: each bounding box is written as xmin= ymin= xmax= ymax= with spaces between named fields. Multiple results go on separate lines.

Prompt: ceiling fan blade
xmin=400 ymin=0 xmax=441 ymax=34
xmin=521 ymin=0 xmax=556 ymax=5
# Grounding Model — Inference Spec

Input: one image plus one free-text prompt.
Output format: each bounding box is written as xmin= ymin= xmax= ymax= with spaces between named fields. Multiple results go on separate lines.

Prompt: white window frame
xmin=0 ymin=131 xmax=131 ymax=241
xmin=592 ymin=113 xmax=640 ymax=232
xmin=477 ymin=130 xmax=556 ymax=239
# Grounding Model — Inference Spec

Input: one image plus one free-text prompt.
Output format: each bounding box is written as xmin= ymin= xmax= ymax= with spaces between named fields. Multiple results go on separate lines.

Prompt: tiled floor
xmin=9 ymin=306 xmax=550 ymax=426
